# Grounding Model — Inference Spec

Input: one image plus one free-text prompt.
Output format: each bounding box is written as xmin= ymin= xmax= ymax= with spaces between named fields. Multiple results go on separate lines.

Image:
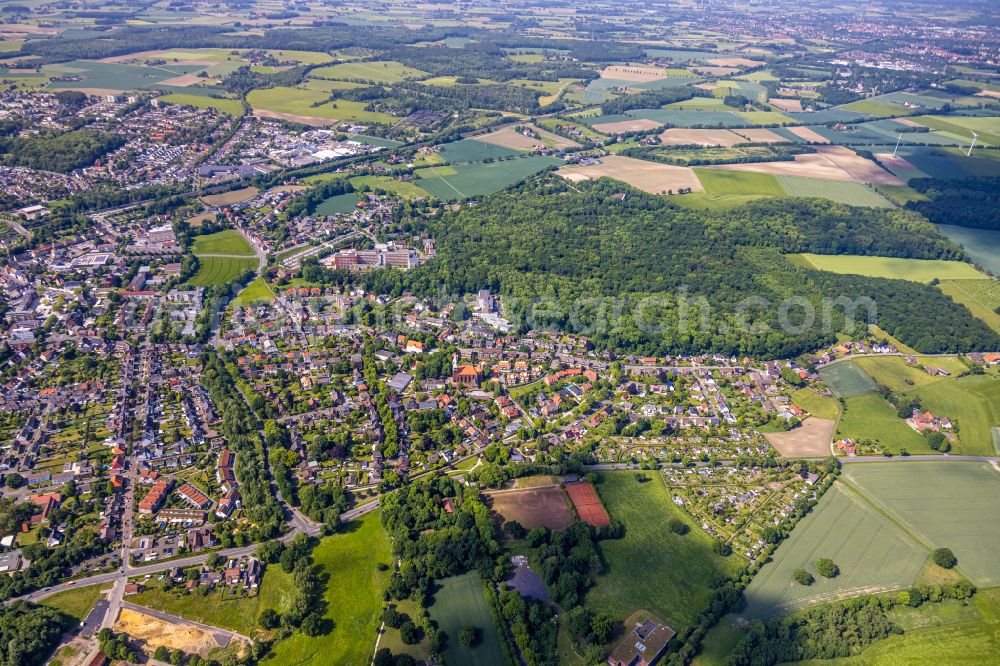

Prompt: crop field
xmin=428 ymin=573 xmax=506 ymax=666
xmin=694 ymin=168 xmax=784 ymax=197
xmin=310 ymin=60 xmax=428 ymax=83
xmin=776 ymin=176 xmax=893 ymax=207
xmin=158 ymin=93 xmax=244 ymax=116
xmin=191 ymin=230 xmax=255 ymax=256
xmin=315 ymin=192 xmax=363 ymax=215
xmin=936 ymin=225 xmax=1000 ymax=275
xmin=247 ymin=86 xmax=398 ymax=125
xmin=266 ymin=512 xmax=393 ymax=666
xmin=437 ymin=139 xmax=523 ymax=163
xmin=764 ymin=417 xmax=836 ymax=458
xmin=474 ymin=125 xmax=581 ymax=150
xmin=842 ymin=462 xmax=1000 ymax=587
xmin=558 ymin=155 xmax=702 ymax=194
xmin=586 ymin=472 xmax=739 ymax=632
xmin=485 ymin=484 xmax=577 ymax=531
xmin=836 ymin=392 xmax=927 ymax=454
xmin=741 ymin=483 xmax=927 ymax=620
xmin=796 ymin=588 xmax=1000 ymax=666
xmin=912 ymin=115 xmax=1000 ymax=147
xmin=46 ymin=60 xmax=205 ymax=91
xmin=936 ymin=279 xmax=1000 ymax=334
xmin=186 ymin=257 xmax=257 ymax=286
xmin=417 ymin=155 xmax=562 ymax=200
xmin=818 ymin=361 xmax=877 ymax=398
xmin=349 ymin=175 xmax=429 ymax=199
xmin=788 ymin=253 xmax=985 ymax=282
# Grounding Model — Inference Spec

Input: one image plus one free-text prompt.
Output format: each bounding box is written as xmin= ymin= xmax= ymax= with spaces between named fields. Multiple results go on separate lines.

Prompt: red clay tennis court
xmin=565 ymin=482 xmax=610 ymax=527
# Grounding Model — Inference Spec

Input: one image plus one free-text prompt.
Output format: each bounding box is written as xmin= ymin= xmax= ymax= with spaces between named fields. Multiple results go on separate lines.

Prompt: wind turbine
xmin=892 ymin=132 xmax=903 ymax=158
xmin=967 ymin=131 xmax=978 ymax=157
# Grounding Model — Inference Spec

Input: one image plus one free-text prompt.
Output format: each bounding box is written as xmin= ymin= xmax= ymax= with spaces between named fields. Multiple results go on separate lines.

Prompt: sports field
xmin=564 ymin=482 xmax=610 ymax=527
xmin=186 ymin=257 xmax=257 ymax=286
xmin=936 ymin=279 xmax=1000 ymax=334
xmin=818 ymin=361 xmax=877 ymax=397
xmin=417 ymin=156 xmax=562 ymax=200
xmin=191 ymin=230 xmax=255 ymax=256
xmin=842 ymin=462 xmax=1000 ymax=587
xmin=788 ymin=253 xmax=985 ymax=283
xmin=428 ymin=573 xmax=506 ymax=666
xmin=776 ymin=176 xmax=894 ymax=208
xmin=741 ymin=483 xmax=927 ymax=620
xmin=485 ymin=484 xmax=577 ymax=531
xmin=586 ymin=473 xmax=739 ymax=631
xmin=310 ymin=60 xmax=428 ymax=83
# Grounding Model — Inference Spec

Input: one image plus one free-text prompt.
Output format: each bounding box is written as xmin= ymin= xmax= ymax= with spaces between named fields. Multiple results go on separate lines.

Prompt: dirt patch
xmin=708 ymin=57 xmax=761 ymax=68
xmin=787 ymin=126 xmax=829 ymax=143
xmin=185 ymin=213 xmax=217 ymax=227
xmin=894 ymin=118 xmax=925 ymax=128
xmin=115 ymin=608 xmax=220 ymax=656
xmin=513 ymin=475 xmax=560 ymax=489
xmin=601 ymin=65 xmax=674 ymax=83
xmin=764 ymin=417 xmax=836 ymax=458
xmin=769 ymin=98 xmax=803 ymax=113
xmin=475 ymin=125 xmax=581 ymax=151
xmin=875 ymin=153 xmax=918 ymax=172
xmin=814 ymin=145 xmax=905 ymax=185
xmin=202 ymin=186 xmax=259 ymax=206
xmin=268 ymin=184 xmax=309 ymax=194
xmin=486 ymin=485 xmax=576 ymax=531
xmin=565 ymin=482 xmax=610 ymax=527
xmin=659 ymin=128 xmax=745 ymax=147
xmin=592 ymin=118 xmax=664 ymax=134
xmin=557 ymin=155 xmax=703 ymax=194
xmin=693 ymin=66 xmax=739 ymax=77
xmin=158 ymin=74 xmax=214 ymax=87
xmin=703 ymin=153 xmax=855 ymax=180
xmin=732 ymin=128 xmax=790 ymax=144
xmin=252 ymin=109 xmax=337 ymax=126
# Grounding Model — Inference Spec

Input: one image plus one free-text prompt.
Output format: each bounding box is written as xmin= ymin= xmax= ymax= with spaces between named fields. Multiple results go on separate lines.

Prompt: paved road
xmin=120 ymin=601 xmax=249 ymax=646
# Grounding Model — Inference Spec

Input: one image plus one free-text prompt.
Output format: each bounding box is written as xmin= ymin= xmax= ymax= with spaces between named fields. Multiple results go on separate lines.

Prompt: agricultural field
xmin=936 ymin=225 xmax=1000 ymax=275
xmin=202 ymin=187 xmax=260 ymax=207
xmin=428 ymin=573 xmax=506 ymax=666
xmin=586 ymin=473 xmax=740 ymax=632
xmin=741 ymin=483 xmax=927 ymax=620
xmin=787 ymin=254 xmax=985 ymax=282
xmin=694 ymin=168 xmax=785 ymax=198
xmin=818 ymin=362 xmax=878 ymax=398
xmin=247 ymin=87 xmax=397 ymax=125
xmin=349 ymin=175 xmax=429 ymax=199
xmin=474 ymin=125 xmax=581 ymax=151
xmin=835 ymin=392 xmax=927 ymax=454
xmin=417 ymin=155 xmax=562 ymax=200
xmin=776 ymin=176 xmax=893 ymax=208
xmin=911 ymin=115 xmax=1000 ymax=147
xmin=842 ymin=462 xmax=1000 ymax=587
xmin=764 ymin=417 xmax=836 ymax=458
xmin=186 ymin=257 xmax=257 ymax=287
xmin=315 ymin=192 xmax=363 ymax=215
xmin=191 ymin=230 xmax=255 ymax=256
xmin=309 ymin=60 xmax=428 ymax=83
xmin=437 ymin=139 xmax=523 ymax=163
xmin=558 ymin=155 xmax=702 ymax=194
xmin=936 ymin=279 xmax=1000 ymax=334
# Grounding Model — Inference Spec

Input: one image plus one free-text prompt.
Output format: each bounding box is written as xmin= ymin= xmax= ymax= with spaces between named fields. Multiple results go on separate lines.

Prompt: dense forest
xmin=0 ymin=129 xmax=123 ymax=173
xmin=0 ymin=602 xmax=68 ymax=666
xmin=907 ymin=176 xmax=1000 ymax=231
xmin=312 ymin=179 xmax=995 ymax=357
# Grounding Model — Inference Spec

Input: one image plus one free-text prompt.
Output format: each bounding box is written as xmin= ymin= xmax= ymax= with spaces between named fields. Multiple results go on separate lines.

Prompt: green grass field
xmin=741 ymin=483 xmax=927 ymax=620
xmin=694 ymin=168 xmax=786 ymax=198
xmin=791 ymin=387 xmax=841 ymax=420
xmin=187 ymin=257 xmax=258 ymax=286
xmin=417 ymin=156 xmax=562 ymax=200
xmin=310 ymin=60 xmax=428 ymax=83
xmin=438 ymin=139 xmax=524 ymax=163
xmin=936 ymin=279 xmax=1000 ymax=334
xmin=234 ymin=277 xmax=275 ymax=306
xmin=836 ymin=392 xmax=928 ymax=454
xmin=912 ymin=116 xmax=1000 ymax=148
xmin=936 ymin=225 xmax=1000 ymax=275
xmin=158 ymin=93 xmax=245 ymax=116
xmin=776 ymin=176 xmax=894 ymax=208
xmin=842 ymin=462 xmax=1000 ymax=587
xmin=586 ymin=472 xmax=739 ymax=632
xmin=192 ymin=230 xmax=255 ymax=256
xmin=794 ymin=587 xmax=1000 ymax=666
xmin=818 ymin=361 xmax=878 ymax=398
xmin=41 ymin=584 xmax=108 ymax=621
xmin=265 ymin=513 xmax=393 ymax=666
xmin=349 ymin=175 xmax=429 ymax=199
xmin=315 ymin=192 xmax=363 ymax=215
xmin=246 ymin=87 xmax=397 ymax=124
xmin=428 ymin=573 xmax=506 ymax=666
xmin=788 ymin=254 xmax=986 ymax=283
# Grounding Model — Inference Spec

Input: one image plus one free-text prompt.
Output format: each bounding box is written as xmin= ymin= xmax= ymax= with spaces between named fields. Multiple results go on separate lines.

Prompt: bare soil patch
xmin=764 ymin=417 xmax=836 ymax=457
xmin=202 ymin=186 xmax=259 ymax=206
xmin=557 ymin=155 xmax=703 ymax=194
xmin=592 ymin=118 xmax=664 ymax=134
xmin=704 ymin=153 xmax=855 ymax=180
xmin=814 ymin=145 xmax=905 ymax=185
xmin=659 ymin=128 xmax=745 ymax=147
xmin=894 ymin=118 xmax=925 ymax=128
xmin=769 ymin=98 xmax=803 ymax=113
xmin=708 ymin=57 xmax=761 ymax=68
xmin=252 ymin=109 xmax=337 ymax=126
xmin=475 ymin=125 xmax=580 ymax=151
xmin=693 ymin=66 xmax=739 ymax=77
xmin=733 ymin=128 xmax=789 ymax=144
xmin=158 ymin=73 xmax=213 ymax=87
xmin=787 ymin=126 xmax=830 ymax=143
xmin=601 ymin=65 xmax=674 ymax=82
xmin=485 ymin=485 xmax=576 ymax=531
xmin=115 ymin=608 xmax=219 ymax=656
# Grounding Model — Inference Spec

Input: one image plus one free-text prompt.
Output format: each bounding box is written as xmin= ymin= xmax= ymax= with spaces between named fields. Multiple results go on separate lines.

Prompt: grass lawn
xmin=741 ymin=483 xmax=927 ymax=620
xmin=428 ymin=573 xmax=506 ymax=666
xmin=247 ymin=87 xmax=397 ymax=124
xmin=349 ymin=175 xmax=429 ymax=199
xmin=234 ymin=277 xmax=275 ymax=306
xmin=787 ymin=253 xmax=986 ymax=283
xmin=842 ymin=462 xmax=1000 ymax=588
xmin=130 ymin=575 xmax=277 ymax=636
xmin=694 ymin=168 xmax=786 ymax=198
xmin=794 ymin=587 xmax=1000 ymax=666
xmin=187 ymin=256 xmax=258 ymax=286
xmin=936 ymin=279 xmax=1000 ymax=334
xmin=586 ymin=472 xmax=739 ymax=632
xmin=192 ymin=230 xmax=255 ymax=256
xmin=158 ymin=93 xmax=245 ymax=116
xmin=310 ymin=61 xmax=428 ymax=83
xmin=692 ymin=620 xmax=745 ymax=666
xmin=41 ymin=584 xmax=108 ymax=621
xmin=818 ymin=361 xmax=877 ymax=398
xmin=264 ymin=513 xmax=393 ymax=666
xmin=836 ymin=392 xmax=928 ymax=454
xmin=791 ymin=387 xmax=840 ymax=420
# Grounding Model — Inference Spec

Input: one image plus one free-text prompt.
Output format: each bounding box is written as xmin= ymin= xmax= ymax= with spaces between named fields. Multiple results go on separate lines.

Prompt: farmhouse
xmin=607 ymin=618 xmax=675 ymax=666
